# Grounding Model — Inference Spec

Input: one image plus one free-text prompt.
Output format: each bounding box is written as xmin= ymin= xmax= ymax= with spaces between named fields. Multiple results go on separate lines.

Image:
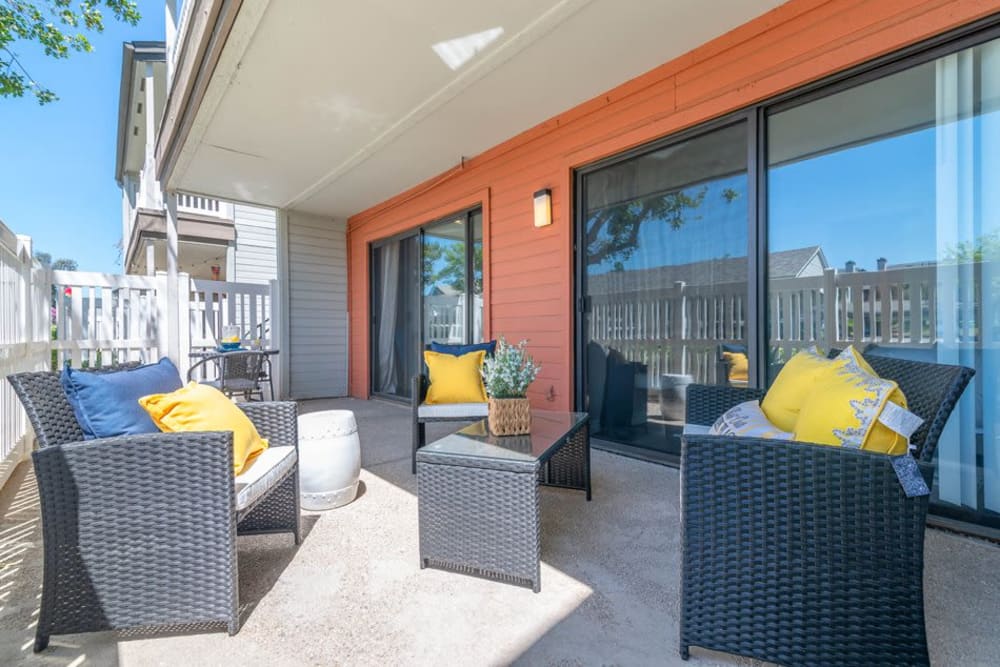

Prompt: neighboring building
xmin=115 ymin=41 xmax=276 ymax=283
xmin=157 ymin=0 xmax=1000 ymax=534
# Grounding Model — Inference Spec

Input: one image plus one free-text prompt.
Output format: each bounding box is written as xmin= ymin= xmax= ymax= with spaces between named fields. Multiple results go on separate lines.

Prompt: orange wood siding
xmin=347 ymin=0 xmax=1000 ymax=406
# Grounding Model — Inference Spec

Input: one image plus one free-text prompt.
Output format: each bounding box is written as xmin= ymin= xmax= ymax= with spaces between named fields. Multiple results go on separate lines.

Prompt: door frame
xmin=368 ymin=206 xmax=484 ymax=402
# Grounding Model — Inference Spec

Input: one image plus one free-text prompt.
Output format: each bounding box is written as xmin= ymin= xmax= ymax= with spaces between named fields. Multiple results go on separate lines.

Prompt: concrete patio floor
xmin=1 ymin=397 xmax=999 ymax=666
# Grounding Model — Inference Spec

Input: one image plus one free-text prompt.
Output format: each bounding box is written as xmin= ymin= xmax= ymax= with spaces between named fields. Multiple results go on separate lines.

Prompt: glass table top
xmin=422 ymin=410 xmax=588 ymax=462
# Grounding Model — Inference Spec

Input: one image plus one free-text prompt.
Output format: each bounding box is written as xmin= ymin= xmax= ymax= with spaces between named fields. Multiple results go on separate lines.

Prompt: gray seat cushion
xmin=417 ymin=403 xmax=488 ymax=419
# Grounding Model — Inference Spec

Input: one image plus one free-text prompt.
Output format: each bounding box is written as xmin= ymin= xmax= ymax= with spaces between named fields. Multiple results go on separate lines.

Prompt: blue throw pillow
xmin=429 ymin=340 xmax=497 ymax=357
xmin=60 ymin=358 xmax=184 ymax=440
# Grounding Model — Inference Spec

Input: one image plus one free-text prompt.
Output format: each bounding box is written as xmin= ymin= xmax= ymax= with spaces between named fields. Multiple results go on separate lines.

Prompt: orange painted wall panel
xmin=346 ymin=0 xmax=1000 ymax=407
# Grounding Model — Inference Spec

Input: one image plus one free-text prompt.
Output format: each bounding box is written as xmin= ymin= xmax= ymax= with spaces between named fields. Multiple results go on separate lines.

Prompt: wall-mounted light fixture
xmin=533 ymin=188 xmax=552 ymax=228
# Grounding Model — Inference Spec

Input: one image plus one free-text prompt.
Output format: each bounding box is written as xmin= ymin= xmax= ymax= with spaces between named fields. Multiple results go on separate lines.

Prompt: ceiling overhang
xmin=159 ymin=0 xmax=784 ymax=219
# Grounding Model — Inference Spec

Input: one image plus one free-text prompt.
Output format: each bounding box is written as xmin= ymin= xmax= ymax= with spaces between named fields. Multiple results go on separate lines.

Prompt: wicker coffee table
xmin=416 ymin=410 xmax=590 ymax=593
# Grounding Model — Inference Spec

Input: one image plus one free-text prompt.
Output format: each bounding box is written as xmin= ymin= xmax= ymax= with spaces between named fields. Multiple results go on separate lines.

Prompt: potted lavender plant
xmin=481 ymin=337 xmax=541 ymax=435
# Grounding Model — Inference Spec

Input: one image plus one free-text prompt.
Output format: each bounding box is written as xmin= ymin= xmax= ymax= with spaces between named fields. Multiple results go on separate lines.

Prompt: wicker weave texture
xmin=6 ymin=367 xmax=302 ymax=651
xmin=33 ymin=432 xmax=239 ymax=646
xmin=681 ymin=436 xmax=931 ymax=666
xmin=540 ymin=423 xmax=591 ymax=500
xmin=679 ymin=353 xmax=974 ymax=666
xmin=417 ymin=453 xmax=541 ymax=591
xmin=7 ymin=364 xmax=140 ymax=448
xmin=487 ymin=397 xmax=531 ymax=435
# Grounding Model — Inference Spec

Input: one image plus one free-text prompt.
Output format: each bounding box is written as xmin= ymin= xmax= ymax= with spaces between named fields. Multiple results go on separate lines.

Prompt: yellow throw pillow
xmin=760 ymin=348 xmax=834 ymax=432
xmin=139 ymin=382 xmax=269 ymax=475
xmin=722 ymin=351 xmax=749 ymax=383
xmin=423 ymin=350 xmax=487 ymax=404
xmin=793 ymin=357 xmax=908 ymax=455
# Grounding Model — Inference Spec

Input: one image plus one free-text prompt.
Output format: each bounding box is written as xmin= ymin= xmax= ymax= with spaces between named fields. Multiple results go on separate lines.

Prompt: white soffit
xmin=173 ymin=0 xmax=784 ymax=217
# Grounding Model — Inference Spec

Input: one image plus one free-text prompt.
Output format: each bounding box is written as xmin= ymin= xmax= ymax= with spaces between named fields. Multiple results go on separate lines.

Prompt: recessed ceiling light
xmin=432 ymin=27 xmax=504 ymax=71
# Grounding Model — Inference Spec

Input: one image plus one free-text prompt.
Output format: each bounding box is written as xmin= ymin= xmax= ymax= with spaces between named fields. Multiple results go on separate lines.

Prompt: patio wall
xmin=346 ymin=0 xmax=1000 ymax=406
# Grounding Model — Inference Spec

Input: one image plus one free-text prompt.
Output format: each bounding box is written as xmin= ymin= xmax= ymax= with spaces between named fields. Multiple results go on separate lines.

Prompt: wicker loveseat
xmin=6 ymin=366 xmax=301 ymax=652
xmin=679 ymin=352 xmax=974 ymax=666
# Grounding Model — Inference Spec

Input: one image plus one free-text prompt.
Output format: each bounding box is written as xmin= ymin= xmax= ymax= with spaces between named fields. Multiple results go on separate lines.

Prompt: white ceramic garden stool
xmin=297 ymin=410 xmax=361 ymax=510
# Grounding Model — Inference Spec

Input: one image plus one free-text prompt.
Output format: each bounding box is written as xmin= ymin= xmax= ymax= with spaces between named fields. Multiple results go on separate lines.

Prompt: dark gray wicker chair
xmin=411 ymin=373 xmax=487 ymax=474
xmin=6 ymin=366 xmax=301 ymax=652
xmin=680 ymin=353 xmax=974 ymax=666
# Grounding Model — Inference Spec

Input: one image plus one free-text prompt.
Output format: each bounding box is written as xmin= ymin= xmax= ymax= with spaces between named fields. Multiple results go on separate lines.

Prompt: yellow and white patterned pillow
xmin=793 ymin=348 xmax=915 ymax=455
xmin=709 ymin=400 xmax=793 ymax=440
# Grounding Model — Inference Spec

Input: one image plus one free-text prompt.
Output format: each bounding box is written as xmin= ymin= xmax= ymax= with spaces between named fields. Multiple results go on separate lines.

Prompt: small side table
xmin=297 ymin=411 xmax=361 ymax=510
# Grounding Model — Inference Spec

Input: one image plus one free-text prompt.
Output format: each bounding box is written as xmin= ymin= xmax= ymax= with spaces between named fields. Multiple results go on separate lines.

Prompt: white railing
xmin=0 ymin=226 xmax=49 ymax=490
xmin=48 ymin=271 xmax=165 ymax=370
xmin=589 ymin=279 xmax=746 ymax=387
xmin=177 ymin=193 xmax=232 ymax=219
xmin=588 ymin=262 xmax=978 ymax=390
xmin=424 ymin=294 xmax=484 ymax=344
xmin=187 ymin=278 xmax=272 ymax=351
xmin=1 ymin=237 xmax=280 ymax=486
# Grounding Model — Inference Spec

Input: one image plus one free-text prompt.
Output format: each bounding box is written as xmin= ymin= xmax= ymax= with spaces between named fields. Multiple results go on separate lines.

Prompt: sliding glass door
xmin=766 ymin=35 xmax=1000 ymax=530
xmin=371 ymin=208 xmax=484 ymax=400
xmin=578 ymin=121 xmax=750 ymax=459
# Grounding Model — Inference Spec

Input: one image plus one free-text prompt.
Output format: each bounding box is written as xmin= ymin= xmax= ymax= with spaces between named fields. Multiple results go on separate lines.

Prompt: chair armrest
xmin=685 ymin=384 xmax=766 ymax=425
xmin=239 ymin=401 xmax=298 ymax=449
xmin=32 ymin=432 xmax=236 ymax=552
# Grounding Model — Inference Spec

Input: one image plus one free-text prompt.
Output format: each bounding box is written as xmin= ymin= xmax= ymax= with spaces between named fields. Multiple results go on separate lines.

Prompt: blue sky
xmin=0 ymin=2 xmax=165 ymax=273
xmin=586 ymin=124 xmax=941 ymax=276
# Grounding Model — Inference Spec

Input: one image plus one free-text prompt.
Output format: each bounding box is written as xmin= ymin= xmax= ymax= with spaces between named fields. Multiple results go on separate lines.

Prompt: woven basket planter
xmin=488 ymin=397 xmax=531 ymax=435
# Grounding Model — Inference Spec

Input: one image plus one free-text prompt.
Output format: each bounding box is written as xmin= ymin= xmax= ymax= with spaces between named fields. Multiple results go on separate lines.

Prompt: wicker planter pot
xmin=488 ymin=397 xmax=531 ymax=435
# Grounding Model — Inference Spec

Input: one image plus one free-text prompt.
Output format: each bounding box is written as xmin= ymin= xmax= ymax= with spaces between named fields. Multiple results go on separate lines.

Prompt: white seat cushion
xmin=234 ymin=445 xmax=297 ymax=511
xmin=417 ymin=402 xmax=489 ymax=419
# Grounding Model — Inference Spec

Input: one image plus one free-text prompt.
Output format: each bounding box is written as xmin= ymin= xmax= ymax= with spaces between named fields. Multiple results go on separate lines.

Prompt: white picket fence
xmin=0 ymin=227 xmax=49 ymax=491
xmin=0 ymin=224 xmax=279 ymax=487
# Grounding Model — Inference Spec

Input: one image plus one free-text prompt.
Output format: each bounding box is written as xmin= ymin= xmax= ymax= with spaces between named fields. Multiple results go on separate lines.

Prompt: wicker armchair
xmin=679 ymin=353 xmax=974 ymax=666
xmin=6 ymin=366 xmax=301 ymax=652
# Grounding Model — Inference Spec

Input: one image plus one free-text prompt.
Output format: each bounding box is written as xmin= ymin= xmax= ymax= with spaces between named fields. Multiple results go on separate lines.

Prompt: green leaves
xmin=481 ymin=337 xmax=541 ymax=399
xmin=1 ymin=1 xmax=140 ymax=104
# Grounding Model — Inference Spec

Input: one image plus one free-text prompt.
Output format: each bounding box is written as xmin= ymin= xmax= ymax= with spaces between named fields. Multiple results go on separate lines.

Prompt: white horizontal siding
xmin=286 ymin=212 xmax=347 ymax=399
xmin=233 ymin=204 xmax=277 ymax=285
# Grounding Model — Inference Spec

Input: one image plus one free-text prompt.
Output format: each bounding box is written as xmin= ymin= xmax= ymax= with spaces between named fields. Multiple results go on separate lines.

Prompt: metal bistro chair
xmin=189 ymin=350 xmax=271 ymax=401
xmin=679 ymin=352 xmax=975 ymax=667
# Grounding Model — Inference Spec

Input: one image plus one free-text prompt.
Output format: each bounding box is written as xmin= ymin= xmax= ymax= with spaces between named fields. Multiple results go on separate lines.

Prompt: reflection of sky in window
xmin=587 ymin=114 xmax=1000 ymax=276
xmin=586 ymin=175 xmax=748 ymax=275
xmin=769 ymin=125 xmax=936 ymax=270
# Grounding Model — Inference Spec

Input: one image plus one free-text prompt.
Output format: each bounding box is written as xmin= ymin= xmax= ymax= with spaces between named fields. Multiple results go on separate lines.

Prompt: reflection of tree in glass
xmin=587 ymin=187 xmax=738 ymax=270
xmin=943 ymin=230 xmax=1000 ymax=262
xmin=423 ymin=241 xmax=482 ymax=293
